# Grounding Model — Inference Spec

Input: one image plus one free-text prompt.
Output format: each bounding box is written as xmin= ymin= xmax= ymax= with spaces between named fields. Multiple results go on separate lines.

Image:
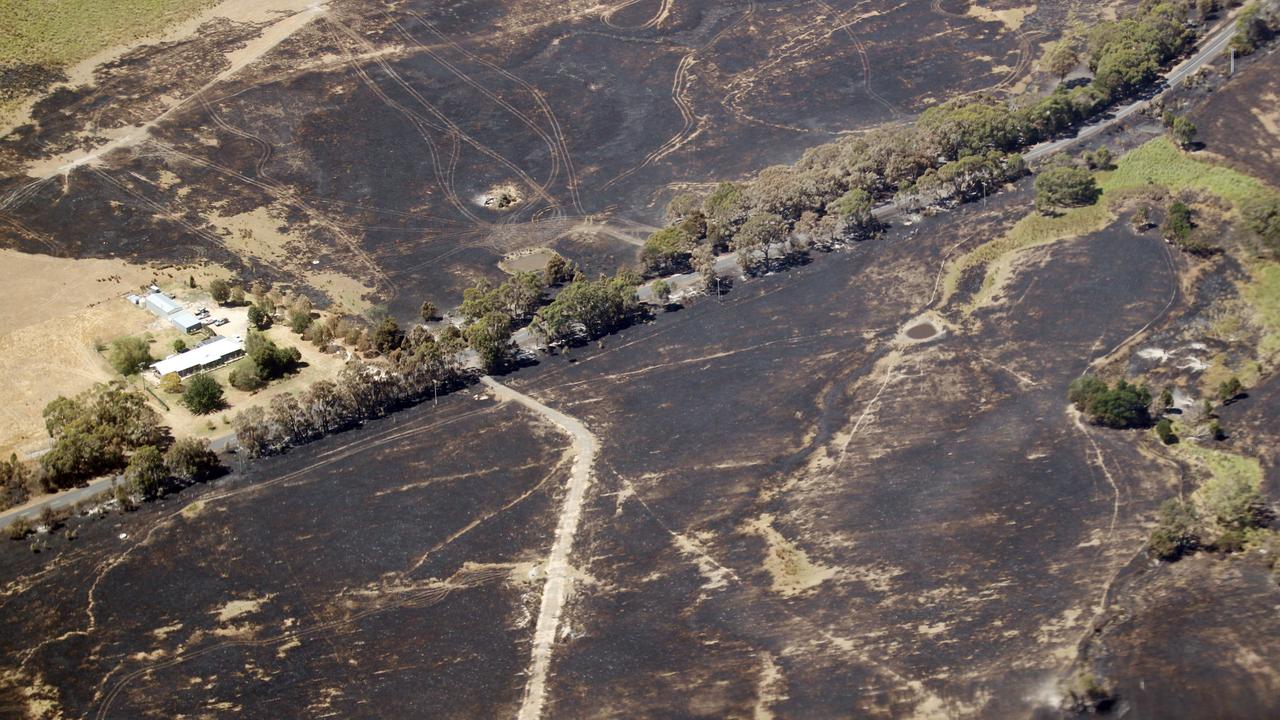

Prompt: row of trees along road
xmin=452 ymin=261 xmax=644 ymax=374
xmin=234 ymin=326 xmax=470 ymax=457
xmin=642 ymin=1 xmax=1207 ymax=278
xmin=0 ymin=382 xmax=226 ymax=513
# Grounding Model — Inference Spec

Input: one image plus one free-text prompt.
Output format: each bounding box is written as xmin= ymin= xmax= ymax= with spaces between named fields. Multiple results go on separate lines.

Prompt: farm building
xmin=168 ymin=310 xmax=203 ymax=333
xmin=130 ymin=290 xmax=204 ymax=333
xmin=152 ymin=336 xmax=244 ymax=378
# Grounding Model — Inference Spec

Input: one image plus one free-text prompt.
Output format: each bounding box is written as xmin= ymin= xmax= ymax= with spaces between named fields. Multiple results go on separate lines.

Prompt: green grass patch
xmin=1103 ymin=138 xmax=1269 ymax=208
xmin=1179 ymin=442 xmax=1264 ymax=491
xmin=943 ymin=138 xmax=1278 ymax=315
xmin=0 ymin=0 xmax=216 ymax=69
xmin=1244 ymin=261 xmax=1280 ymax=359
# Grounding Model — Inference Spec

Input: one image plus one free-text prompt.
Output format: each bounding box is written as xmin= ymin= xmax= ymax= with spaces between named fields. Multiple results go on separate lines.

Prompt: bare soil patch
xmin=500 ymin=247 xmax=558 ymax=275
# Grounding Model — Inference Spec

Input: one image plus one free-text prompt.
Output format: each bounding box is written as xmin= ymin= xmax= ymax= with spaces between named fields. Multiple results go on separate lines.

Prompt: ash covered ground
xmin=0 ymin=0 xmax=1071 ymax=315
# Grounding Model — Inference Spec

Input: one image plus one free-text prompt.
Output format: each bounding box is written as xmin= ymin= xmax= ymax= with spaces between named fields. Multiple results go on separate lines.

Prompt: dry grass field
xmin=0 ymin=251 xmax=230 ymax=455
xmin=0 ymin=297 xmax=155 ymax=456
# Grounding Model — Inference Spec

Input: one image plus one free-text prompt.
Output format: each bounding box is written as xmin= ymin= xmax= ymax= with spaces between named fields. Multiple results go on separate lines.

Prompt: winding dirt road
xmin=479 ymin=376 xmax=597 ymax=720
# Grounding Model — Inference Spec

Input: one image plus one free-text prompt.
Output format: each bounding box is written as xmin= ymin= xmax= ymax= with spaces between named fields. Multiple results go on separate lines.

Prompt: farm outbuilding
xmin=131 ymin=290 xmax=204 ymax=333
xmin=168 ymin=310 xmax=203 ymax=334
xmin=143 ymin=292 xmax=182 ymax=317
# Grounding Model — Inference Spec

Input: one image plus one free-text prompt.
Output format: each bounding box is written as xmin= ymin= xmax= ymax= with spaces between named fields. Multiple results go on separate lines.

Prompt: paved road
xmin=1023 ymin=17 xmax=1240 ymax=162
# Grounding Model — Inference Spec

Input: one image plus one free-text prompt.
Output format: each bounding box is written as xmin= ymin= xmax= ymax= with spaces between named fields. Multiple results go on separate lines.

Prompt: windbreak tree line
xmin=233 ymin=327 xmax=470 ymax=458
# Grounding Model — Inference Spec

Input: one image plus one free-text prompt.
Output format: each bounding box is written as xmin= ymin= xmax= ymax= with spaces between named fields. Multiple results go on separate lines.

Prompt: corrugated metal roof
xmin=169 ymin=310 xmax=202 ymax=330
xmin=152 ymin=336 xmax=244 ymax=377
xmin=144 ymin=292 xmax=182 ymax=315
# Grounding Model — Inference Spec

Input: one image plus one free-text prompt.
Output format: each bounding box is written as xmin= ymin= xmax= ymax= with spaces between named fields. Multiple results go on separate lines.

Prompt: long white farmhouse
xmin=152 ymin=336 xmax=245 ymax=378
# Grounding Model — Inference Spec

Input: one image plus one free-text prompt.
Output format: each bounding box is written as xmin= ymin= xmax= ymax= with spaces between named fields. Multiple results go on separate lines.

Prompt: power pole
xmin=1229 ymin=48 xmax=1235 ymax=75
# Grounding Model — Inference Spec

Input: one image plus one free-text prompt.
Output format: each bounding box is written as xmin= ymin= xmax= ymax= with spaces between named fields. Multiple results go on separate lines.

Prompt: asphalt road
xmin=1022 ymin=17 xmax=1240 ymax=162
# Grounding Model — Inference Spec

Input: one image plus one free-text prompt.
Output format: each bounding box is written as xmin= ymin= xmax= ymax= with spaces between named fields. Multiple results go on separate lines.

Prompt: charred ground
xmin=0 ymin=395 xmax=570 ymax=717
xmin=0 ymin=0 xmax=1090 ymax=316
xmin=4 ymin=159 xmax=1278 ymax=719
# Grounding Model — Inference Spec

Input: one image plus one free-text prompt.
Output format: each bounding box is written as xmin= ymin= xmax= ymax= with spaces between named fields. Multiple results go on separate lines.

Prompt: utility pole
xmin=1229 ymin=47 xmax=1235 ymax=75
xmin=433 ymin=379 xmax=438 ymax=406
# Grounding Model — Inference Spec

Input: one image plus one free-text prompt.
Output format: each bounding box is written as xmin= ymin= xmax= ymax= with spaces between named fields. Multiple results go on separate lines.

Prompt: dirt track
xmin=480 ymin=376 xmax=597 ymax=720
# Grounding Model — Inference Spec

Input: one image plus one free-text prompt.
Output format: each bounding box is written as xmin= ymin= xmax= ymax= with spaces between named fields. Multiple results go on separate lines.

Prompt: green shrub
xmin=164 ymin=437 xmax=220 ymax=482
xmin=1163 ymin=201 xmax=1192 ymax=242
xmin=1218 ymin=376 xmax=1243 ymax=403
xmin=1148 ymin=498 xmax=1201 ymax=561
xmin=1155 ymin=418 xmax=1177 ymax=444
xmin=1213 ymin=528 xmax=1247 ymax=553
xmin=640 ymin=227 xmax=694 ymax=275
xmin=1068 ymin=375 xmax=1108 ymax=411
xmin=1230 ymin=2 xmax=1274 ymax=55
xmin=1035 ymin=166 xmax=1099 ymax=213
xmin=1202 ymin=473 xmax=1266 ymax=530
xmin=465 ymin=311 xmax=514 ymax=373
xmin=371 ymin=317 xmax=404 ymax=354
xmin=245 ymin=331 xmax=300 ymax=381
xmin=7 ymin=517 xmax=31 ymax=541
xmin=229 ymin=360 xmax=267 ymax=391
xmin=1168 ymin=116 xmax=1197 ymax=149
xmin=1068 ymin=375 xmax=1152 ymax=428
xmin=124 ymin=445 xmax=166 ymax=500
xmin=1209 ymin=419 xmax=1225 ymax=441
xmin=1241 ymin=192 xmax=1280 ymax=253
xmin=247 ymin=304 xmax=271 ymax=330
xmin=209 ymin=278 xmax=231 ymax=304
xmin=289 ymin=311 xmax=313 ymax=334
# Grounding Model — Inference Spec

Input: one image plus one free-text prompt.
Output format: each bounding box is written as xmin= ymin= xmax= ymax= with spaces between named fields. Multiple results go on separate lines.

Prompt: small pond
xmin=904 ymin=321 xmax=938 ymax=340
